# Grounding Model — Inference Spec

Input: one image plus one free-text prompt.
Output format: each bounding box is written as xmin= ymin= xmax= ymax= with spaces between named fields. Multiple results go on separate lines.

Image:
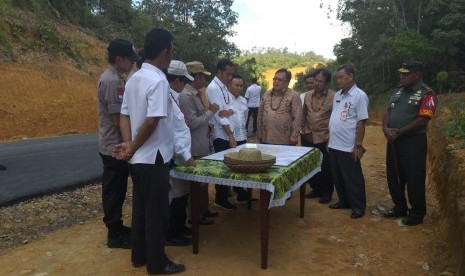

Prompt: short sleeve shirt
xmin=97 ymin=65 xmax=125 ymax=155
xmin=121 ymin=63 xmax=174 ymax=164
xmin=328 ymin=85 xmax=369 ymax=152
xmin=244 ymin=84 xmax=261 ymax=108
xmin=387 ymin=82 xmax=437 ymax=134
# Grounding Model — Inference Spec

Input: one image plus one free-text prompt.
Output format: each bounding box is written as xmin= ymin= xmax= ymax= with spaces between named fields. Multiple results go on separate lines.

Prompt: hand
xmin=209 ymin=103 xmax=219 ymax=113
xmin=290 ymin=135 xmax=298 ymax=146
xmin=207 ymin=124 xmax=214 ymax=138
xmin=112 ymin=142 xmax=134 ymax=161
xmin=219 ymin=109 xmax=233 ymax=118
xmin=383 ymin=127 xmax=399 ymax=142
xmin=352 ymin=146 xmax=366 ymax=162
xmin=185 ymin=157 xmax=196 ymax=166
xmin=229 ymin=135 xmax=237 ymax=148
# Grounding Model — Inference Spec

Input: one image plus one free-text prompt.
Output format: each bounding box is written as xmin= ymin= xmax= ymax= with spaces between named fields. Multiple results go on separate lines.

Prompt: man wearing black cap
xmin=382 ymin=61 xmax=438 ymax=226
xmin=97 ymin=38 xmax=138 ymax=248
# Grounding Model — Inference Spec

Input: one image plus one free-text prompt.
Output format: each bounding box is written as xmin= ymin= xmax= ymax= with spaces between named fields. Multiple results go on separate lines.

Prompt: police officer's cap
xmin=398 ymin=61 xmax=423 ymax=73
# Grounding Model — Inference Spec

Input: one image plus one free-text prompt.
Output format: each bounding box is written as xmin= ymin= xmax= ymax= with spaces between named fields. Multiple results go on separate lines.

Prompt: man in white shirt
xmin=328 ymin=65 xmax=369 ymax=220
xmin=113 ymin=28 xmax=185 ymax=275
xmin=206 ymin=58 xmax=238 ymax=210
xmin=244 ymin=77 xmax=261 ymax=134
xmin=228 ymin=74 xmax=258 ymax=204
xmin=165 ymin=60 xmax=195 ymax=247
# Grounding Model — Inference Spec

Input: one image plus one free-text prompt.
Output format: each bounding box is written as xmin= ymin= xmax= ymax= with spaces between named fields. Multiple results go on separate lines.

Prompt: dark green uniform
xmin=386 ymin=81 xmax=437 ymax=221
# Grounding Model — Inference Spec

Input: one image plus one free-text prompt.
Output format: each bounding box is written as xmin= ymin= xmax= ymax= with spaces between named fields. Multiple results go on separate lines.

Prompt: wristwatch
xmin=355 ymin=144 xmax=363 ymax=148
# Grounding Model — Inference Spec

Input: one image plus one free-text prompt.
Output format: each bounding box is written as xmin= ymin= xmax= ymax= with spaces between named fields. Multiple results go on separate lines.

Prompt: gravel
xmin=0 ymin=183 xmax=117 ymax=250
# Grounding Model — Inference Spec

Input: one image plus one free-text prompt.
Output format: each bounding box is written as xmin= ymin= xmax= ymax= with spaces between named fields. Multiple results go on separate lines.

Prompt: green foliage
xmin=333 ymin=0 xmax=465 ymax=95
xmin=392 ymin=30 xmax=438 ymax=60
xmin=233 ymin=47 xmax=327 ymax=91
xmin=436 ymin=71 xmax=448 ymax=93
xmin=444 ymin=101 xmax=465 ymax=139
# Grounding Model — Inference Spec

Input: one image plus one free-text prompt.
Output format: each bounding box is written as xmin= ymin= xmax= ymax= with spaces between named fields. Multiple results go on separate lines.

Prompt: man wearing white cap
xmin=165 ymin=60 xmax=196 ymax=246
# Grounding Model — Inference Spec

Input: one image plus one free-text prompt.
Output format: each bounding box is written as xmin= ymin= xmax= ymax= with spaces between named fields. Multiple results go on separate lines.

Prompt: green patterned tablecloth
xmin=171 ymin=147 xmax=321 ymax=208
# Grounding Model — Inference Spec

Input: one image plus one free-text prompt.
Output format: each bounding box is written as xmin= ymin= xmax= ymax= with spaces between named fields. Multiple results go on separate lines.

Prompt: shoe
xmin=305 ymin=190 xmax=320 ymax=199
xmin=350 ymin=209 xmax=365 ymax=219
xmin=179 ymin=226 xmax=192 ymax=236
xmin=383 ymin=209 xmax=407 ymax=219
xmin=165 ymin=236 xmax=191 ymax=247
xmin=214 ymin=200 xmax=237 ymax=210
xmin=107 ymin=226 xmax=131 ymax=249
xmin=203 ymin=210 xmax=219 ymax=217
xmin=119 ymin=225 xmax=131 ymax=235
xmin=0 ymin=164 xmax=6 ymax=170
xmin=318 ymin=197 xmax=331 ymax=204
xmin=401 ymin=217 xmax=423 ymax=226
xmin=148 ymin=261 xmax=186 ymax=275
xmin=187 ymin=217 xmax=214 ymax=226
xmin=236 ymin=197 xmax=259 ymax=205
xmin=132 ymin=261 xmax=146 ymax=268
xmin=329 ymin=202 xmax=350 ymax=209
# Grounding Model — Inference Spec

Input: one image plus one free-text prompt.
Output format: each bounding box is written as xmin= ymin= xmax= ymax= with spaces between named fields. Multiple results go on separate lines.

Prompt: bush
xmin=444 ymin=101 xmax=465 ymax=139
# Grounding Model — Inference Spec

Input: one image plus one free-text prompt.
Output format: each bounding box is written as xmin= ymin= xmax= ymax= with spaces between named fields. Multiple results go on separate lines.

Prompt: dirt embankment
xmin=428 ymin=115 xmax=465 ymax=275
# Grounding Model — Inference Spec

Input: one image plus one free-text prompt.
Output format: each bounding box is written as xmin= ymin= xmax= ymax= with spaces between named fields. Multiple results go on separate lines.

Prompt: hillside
xmin=0 ymin=6 xmax=107 ymax=141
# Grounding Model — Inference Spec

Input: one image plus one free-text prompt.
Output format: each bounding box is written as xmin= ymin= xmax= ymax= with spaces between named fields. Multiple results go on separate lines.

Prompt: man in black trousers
xmin=382 ymin=61 xmax=437 ymax=226
xmin=113 ymin=28 xmax=185 ymax=275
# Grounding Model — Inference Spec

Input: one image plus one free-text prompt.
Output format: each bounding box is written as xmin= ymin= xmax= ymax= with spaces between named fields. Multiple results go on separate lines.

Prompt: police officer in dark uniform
xmin=382 ymin=61 xmax=437 ymax=226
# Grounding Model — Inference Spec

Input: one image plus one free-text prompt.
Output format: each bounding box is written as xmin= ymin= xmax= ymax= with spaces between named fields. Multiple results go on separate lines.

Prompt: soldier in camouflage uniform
xmin=382 ymin=61 xmax=437 ymax=226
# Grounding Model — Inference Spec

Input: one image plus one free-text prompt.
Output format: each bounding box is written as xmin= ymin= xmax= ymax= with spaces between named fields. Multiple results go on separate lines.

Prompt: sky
xmin=229 ymin=0 xmax=349 ymax=59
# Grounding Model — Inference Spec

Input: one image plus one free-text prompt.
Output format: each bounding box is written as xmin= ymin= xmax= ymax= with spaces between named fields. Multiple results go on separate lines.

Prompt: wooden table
xmin=170 ymin=145 xmax=321 ymax=269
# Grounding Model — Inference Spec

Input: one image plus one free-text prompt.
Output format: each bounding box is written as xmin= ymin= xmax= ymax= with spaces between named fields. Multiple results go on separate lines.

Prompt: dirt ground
xmin=0 ymin=125 xmax=453 ymax=275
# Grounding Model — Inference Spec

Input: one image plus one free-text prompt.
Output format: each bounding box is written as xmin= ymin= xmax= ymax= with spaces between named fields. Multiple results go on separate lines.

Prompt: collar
xmin=408 ymin=81 xmax=424 ymax=92
xmin=141 ymin=62 xmax=164 ymax=75
xmin=213 ymin=76 xmax=227 ymax=88
xmin=340 ymin=84 xmax=357 ymax=95
xmin=271 ymin=87 xmax=288 ymax=95
xmin=184 ymin=83 xmax=199 ymax=95
xmin=313 ymin=88 xmax=328 ymax=97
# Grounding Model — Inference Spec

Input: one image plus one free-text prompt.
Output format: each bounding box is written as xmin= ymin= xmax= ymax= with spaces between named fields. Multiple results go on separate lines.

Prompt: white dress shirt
xmin=328 ymin=85 xmax=369 ymax=153
xmin=206 ymin=76 xmax=234 ymax=141
xmin=244 ymin=83 xmax=261 ymax=108
xmin=121 ymin=63 xmax=174 ymax=164
xmin=230 ymin=95 xmax=248 ymax=142
xmin=170 ymin=89 xmax=192 ymax=165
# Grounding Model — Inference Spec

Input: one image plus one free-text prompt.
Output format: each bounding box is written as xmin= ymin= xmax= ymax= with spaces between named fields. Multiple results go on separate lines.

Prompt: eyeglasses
xmin=273 ymin=77 xmax=288 ymax=83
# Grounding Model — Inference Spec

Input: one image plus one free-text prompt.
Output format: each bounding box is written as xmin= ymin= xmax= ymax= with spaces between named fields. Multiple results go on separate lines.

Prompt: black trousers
xmin=301 ymin=138 xmax=334 ymax=198
xmin=99 ymin=153 xmax=129 ymax=230
xmin=386 ymin=134 xmax=427 ymax=219
xmin=129 ymin=152 xmax=170 ymax=272
xmin=168 ymin=194 xmax=188 ymax=238
xmin=329 ymin=148 xmax=366 ymax=212
xmin=246 ymin=107 xmax=259 ymax=133
xmin=213 ymin=138 xmax=248 ymax=202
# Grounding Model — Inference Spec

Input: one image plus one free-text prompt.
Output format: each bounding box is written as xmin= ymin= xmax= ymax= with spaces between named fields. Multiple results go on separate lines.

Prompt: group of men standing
xmin=96 ymin=26 xmax=437 ymax=274
xmin=256 ymin=63 xmax=436 ymax=223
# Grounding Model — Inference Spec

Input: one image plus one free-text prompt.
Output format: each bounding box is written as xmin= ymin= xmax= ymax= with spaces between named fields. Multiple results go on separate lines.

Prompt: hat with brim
xmin=186 ymin=61 xmax=211 ymax=76
xmin=168 ymin=60 xmax=194 ymax=81
xmin=398 ymin=60 xmax=423 ymax=73
xmin=223 ymin=152 xmax=276 ymax=173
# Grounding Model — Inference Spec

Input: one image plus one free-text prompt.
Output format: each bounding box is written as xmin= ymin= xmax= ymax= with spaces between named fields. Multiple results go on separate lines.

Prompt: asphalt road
xmin=0 ymin=134 xmax=102 ymax=207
